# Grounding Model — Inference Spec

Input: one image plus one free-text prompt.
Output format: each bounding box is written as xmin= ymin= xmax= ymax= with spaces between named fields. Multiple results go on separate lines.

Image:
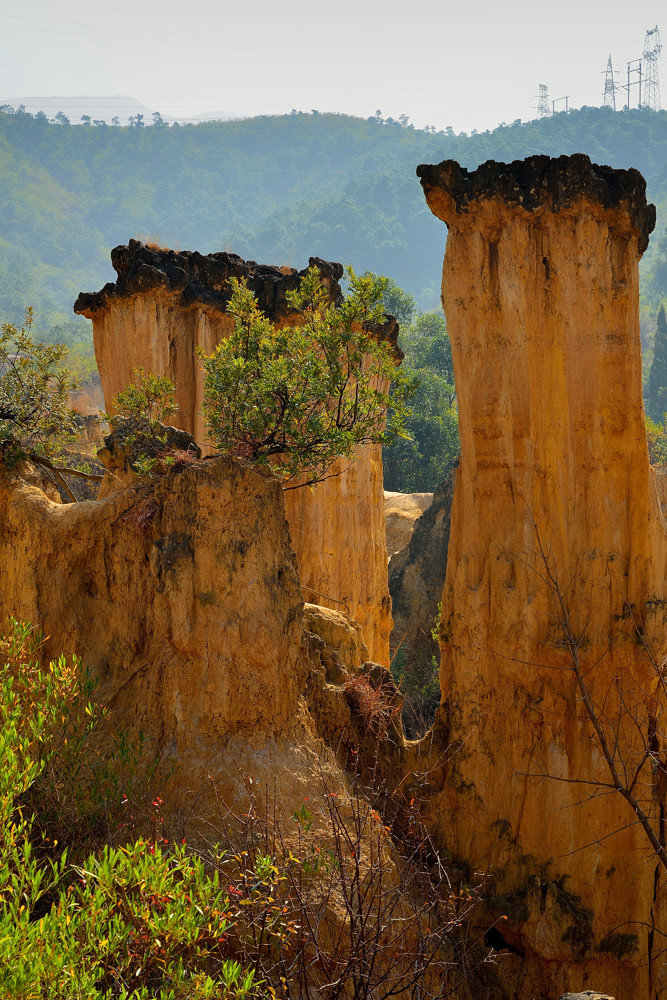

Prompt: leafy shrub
xmin=647 ymin=413 xmax=667 ymax=463
xmin=110 ymin=370 xmax=177 ymax=428
xmin=0 ymin=308 xmax=78 ymax=465
xmin=0 ymin=620 xmax=263 ymax=999
xmin=202 ymin=266 xmax=411 ymax=488
xmin=106 ymin=369 xmax=181 ymax=476
xmin=0 ymin=619 xmax=160 ymax=859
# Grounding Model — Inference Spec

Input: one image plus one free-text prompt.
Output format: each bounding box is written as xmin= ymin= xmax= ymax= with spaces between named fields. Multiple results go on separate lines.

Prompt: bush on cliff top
xmin=201 ymin=266 xmax=413 ymax=487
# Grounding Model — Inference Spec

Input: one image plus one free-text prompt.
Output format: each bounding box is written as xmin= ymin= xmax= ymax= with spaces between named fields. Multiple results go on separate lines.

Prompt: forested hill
xmin=1 ymin=105 xmax=666 ymax=331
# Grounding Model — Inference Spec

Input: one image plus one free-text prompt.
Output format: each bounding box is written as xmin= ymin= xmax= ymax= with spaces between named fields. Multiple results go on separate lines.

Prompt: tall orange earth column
xmin=418 ymin=155 xmax=666 ymax=999
xmin=75 ymin=244 xmax=396 ymax=664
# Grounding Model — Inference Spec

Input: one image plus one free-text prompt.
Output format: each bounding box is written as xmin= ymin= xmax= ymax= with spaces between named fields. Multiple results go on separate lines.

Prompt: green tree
xmin=374 ymin=273 xmax=416 ymax=328
xmin=0 ymin=310 xmax=106 ymax=500
xmin=384 ymin=307 xmax=459 ymax=492
xmin=0 ymin=309 xmax=78 ymax=463
xmin=407 ymin=312 xmax=455 ymax=392
xmin=647 ymin=303 xmax=667 ymax=420
xmin=383 ymin=368 xmax=459 ymax=492
xmin=202 ymin=267 xmax=411 ymax=488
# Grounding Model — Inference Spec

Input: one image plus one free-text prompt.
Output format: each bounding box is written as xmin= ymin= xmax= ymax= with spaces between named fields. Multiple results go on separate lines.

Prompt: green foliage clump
xmin=111 ymin=370 xmax=177 ymax=427
xmin=647 ymin=413 xmax=667 ymax=463
xmin=0 ymin=308 xmax=78 ymax=464
xmin=202 ymin=266 xmax=411 ymax=487
xmin=384 ymin=305 xmax=460 ymax=493
xmin=106 ymin=369 xmax=181 ymax=476
xmin=647 ymin=303 xmax=667 ymax=420
xmin=0 ymin=619 xmax=263 ymax=999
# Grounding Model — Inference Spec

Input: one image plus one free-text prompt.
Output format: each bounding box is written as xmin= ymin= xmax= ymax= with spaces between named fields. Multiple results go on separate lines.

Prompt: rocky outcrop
xmin=69 ymin=388 xmax=99 ymax=417
xmin=558 ymin=994 xmax=615 ymax=1000
xmin=75 ymin=241 xmax=398 ymax=664
xmin=418 ymin=155 xmax=666 ymax=999
xmin=0 ymin=453 xmax=321 ymax=822
xmin=388 ymin=471 xmax=455 ymax=666
xmin=384 ymin=491 xmax=433 ymax=557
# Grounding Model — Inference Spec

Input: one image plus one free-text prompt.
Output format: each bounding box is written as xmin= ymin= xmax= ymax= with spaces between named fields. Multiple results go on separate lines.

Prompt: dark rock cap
xmin=74 ymin=240 xmax=401 ymax=357
xmin=417 ymin=153 xmax=656 ymax=252
xmin=74 ymin=239 xmax=344 ymax=320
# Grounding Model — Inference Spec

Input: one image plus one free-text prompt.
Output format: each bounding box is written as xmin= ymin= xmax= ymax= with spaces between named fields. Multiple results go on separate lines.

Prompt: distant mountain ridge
xmin=0 ymin=105 xmax=665 ymax=331
xmin=0 ymin=96 xmax=240 ymax=126
xmin=0 ymin=95 xmax=153 ymax=124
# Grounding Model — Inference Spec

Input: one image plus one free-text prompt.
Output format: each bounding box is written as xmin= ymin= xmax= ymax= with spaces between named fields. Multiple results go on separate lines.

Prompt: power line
xmin=624 ymin=57 xmax=642 ymax=109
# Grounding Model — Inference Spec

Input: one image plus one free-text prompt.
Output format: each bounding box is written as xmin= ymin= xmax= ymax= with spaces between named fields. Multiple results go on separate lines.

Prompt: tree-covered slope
xmin=0 ymin=105 xmax=666 ymax=327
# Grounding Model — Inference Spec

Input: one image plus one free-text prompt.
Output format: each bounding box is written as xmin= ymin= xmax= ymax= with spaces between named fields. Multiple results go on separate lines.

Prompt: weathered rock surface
xmin=418 ymin=154 xmax=666 ymax=999
xmin=75 ymin=241 xmax=397 ymax=664
xmin=0 ymin=453 xmax=317 ymax=823
xmin=96 ymin=419 xmax=201 ymax=498
xmin=558 ymin=993 xmax=615 ymax=1000
xmin=388 ymin=471 xmax=455 ymax=665
xmin=303 ymin=602 xmax=368 ymax=674
xmin=68 ymin=388 xmax=99 ymax=417
xmin=384 ymin=490 xmax=433 ymax=557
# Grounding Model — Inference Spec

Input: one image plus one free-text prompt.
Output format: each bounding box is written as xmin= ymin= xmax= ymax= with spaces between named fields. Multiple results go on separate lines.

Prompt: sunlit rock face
xmin=0 ymin=456 xmax=305 ymax=739
xmin=418 ymin=154 xmax=666 ymax=1000
xmin=388 ymin=474 xmax=454 ymax=669
xmin=75 ymin=242 xmax=399 ymax=664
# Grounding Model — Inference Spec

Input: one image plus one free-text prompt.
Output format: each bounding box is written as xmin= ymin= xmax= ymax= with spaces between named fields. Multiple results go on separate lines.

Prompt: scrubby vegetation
xmin=202 ymin=267 xmax=411 ymax=487
xmin=0 ymin=618 xmax=493 ymax=999
xmin=379 ymin=281 xmax=459 ymax=492
xmin=0 ymin=308 xmax=78 ymax=463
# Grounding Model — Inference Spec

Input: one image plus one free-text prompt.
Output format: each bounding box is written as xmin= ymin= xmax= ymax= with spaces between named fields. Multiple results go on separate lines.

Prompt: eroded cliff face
xmin=75 ymin=242 xmax=397 ymax=664
xmin=388 ymin=471 xmax=455 ymax=665
xmin=384 ymin=490 xmax=434 ymax=557
xmin=0 ymin=454 xmax=321 ymax=820
xmin=418 ymin=154 xmax=666 ymax=999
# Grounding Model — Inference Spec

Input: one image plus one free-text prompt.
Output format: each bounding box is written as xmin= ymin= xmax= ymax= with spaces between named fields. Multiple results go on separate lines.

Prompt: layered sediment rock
xmin=388 ymin=471 xmax=455 ymax=665
xmin=0 ymin=454 xmax=314 ymax=819
xmin=418 ymin=154 xmax=666 ymax=999
xmin=384 ymin=490 xmax=433 ymax=557
xmin=75 ymin=242 xmax=398 ymax=664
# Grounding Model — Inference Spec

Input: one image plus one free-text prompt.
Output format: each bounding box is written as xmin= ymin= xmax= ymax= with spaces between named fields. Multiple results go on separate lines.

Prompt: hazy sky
xmin=1 ymin=0 xmax=665 ymax=132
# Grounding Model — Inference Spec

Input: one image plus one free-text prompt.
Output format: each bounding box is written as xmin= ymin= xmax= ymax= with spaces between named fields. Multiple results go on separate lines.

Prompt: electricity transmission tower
xmin=536 ymin=84 xmax=550 ymax=118
xmin=603 ymin=55 xmax=618 ymax=109
xmin=643 ymin=26 xmax=662 ymax=110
